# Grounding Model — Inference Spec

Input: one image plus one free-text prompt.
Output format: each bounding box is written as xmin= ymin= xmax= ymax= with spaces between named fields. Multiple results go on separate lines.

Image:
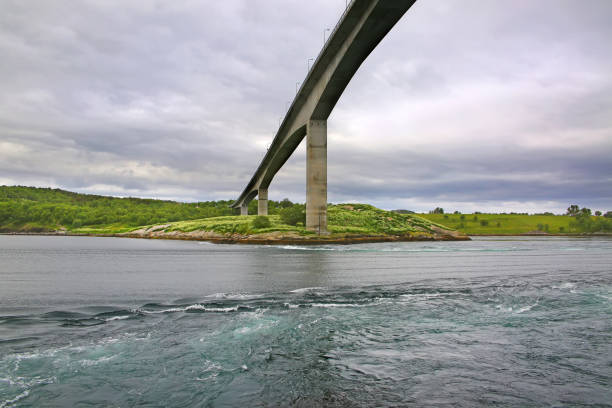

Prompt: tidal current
xmin=1 ymin=235 xmax=610 ymax=407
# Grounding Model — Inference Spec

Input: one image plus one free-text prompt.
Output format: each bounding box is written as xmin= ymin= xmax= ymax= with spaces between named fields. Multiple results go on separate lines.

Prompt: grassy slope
xmin=420 ymin=213 xmax=575 ymax=235
xmin=121 ymin=204 xmax=453 ymax=238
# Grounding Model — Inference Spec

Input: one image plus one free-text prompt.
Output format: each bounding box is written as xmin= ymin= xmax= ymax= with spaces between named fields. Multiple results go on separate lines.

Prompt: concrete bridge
xmin=231 ymin=0 xmax=417 ymax=233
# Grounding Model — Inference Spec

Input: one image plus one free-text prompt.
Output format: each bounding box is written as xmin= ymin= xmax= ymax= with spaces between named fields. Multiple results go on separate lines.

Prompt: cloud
xmin=0 ymin=0 xmax=611 ymax=212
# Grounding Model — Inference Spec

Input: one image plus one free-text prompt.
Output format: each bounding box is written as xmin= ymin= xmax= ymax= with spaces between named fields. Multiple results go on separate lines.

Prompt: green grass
xmin=327 ymin=204 xmax=446 ymax=235
xmin=0 ymin=185 xmax=292 ymax=233
xmin=420 ymin=213 xmax=577 ymax=235
xmin=123 ymin=204 xmax=449 ymax=238
xmin=164 ymin=215 xmax=313 ymax=236
xmin=0 ymin=186 xmax=454 ymax=237
xmin=10 ymin=185 xmax=606 ymax=237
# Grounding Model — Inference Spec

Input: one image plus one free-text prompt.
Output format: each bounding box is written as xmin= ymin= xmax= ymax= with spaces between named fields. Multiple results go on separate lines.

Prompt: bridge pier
xmin=258 ymin=188 xmax=268 ymax=216
xmin=306 ymin=120 xmax=327 ymax=234
xmin=240 ymin=203 xmax=248 ymax=216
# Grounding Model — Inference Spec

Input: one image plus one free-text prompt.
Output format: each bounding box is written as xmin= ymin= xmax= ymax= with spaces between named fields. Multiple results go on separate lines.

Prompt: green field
xmin=419 ymin=213 xmax=608 ymax=235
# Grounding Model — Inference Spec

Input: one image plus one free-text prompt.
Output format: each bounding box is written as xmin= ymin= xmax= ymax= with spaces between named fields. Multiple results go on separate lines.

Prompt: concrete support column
xmin=258 ymin=188 xmax=268 ymax=216
xmin=306 ymin=119 xmax=327 ymax=234
xmin=240 ymin=203 xmax=248 ymax=216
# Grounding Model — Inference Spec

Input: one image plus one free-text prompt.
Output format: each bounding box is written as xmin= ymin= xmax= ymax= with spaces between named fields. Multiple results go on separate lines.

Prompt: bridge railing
xmin=231 ymin=0 xmax=359 ymax=208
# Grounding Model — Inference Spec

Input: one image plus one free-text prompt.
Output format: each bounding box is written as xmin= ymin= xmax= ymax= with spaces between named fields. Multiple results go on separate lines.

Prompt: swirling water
xmin=0 ymin=236 xmax=610 ymax=407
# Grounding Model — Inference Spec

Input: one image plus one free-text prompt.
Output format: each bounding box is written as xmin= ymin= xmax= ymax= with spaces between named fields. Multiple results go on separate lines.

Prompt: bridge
xmin=231 ymin=0 xmax=417 ymax=233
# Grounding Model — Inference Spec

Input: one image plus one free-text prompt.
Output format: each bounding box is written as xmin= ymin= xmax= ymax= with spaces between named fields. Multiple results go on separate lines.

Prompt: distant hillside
xmin=0 ymin=186 xmax=269 ymax=233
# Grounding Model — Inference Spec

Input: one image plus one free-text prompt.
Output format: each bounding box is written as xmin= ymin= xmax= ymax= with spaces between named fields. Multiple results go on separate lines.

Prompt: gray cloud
xmin=0 ymin=0 xmax=611 ymax=212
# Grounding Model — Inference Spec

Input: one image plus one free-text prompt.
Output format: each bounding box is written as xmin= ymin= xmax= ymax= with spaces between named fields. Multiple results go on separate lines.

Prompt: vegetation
xmin=114 ymin=204 xmax=451 ymax=238
xmin=279 ymin=205 xmax=306 ymax=226
xmin=0 ymin=186 xmax=301 ymax=233
xmin=0 ymin=186 xmax=451 ymax=238
xmin=252 ymin=216 xmax=271 ymax=229
xmin=421 ymin=211 xmax=612 ymax=235
xmin=2 ymin=186 xmax=609 ymax=237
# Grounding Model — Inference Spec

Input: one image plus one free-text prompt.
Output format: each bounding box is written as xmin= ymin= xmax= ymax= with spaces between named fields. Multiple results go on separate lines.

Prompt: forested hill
xmin=0 ymin=186 xmax=276 ymax=232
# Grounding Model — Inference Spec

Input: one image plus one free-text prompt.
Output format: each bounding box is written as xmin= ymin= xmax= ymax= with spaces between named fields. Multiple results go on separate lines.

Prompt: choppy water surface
xmin=1 ymin=236 xmax=611 ymax=407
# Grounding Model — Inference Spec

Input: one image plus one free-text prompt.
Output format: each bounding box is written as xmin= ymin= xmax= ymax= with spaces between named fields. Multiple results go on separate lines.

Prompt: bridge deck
xmin=231 ymin=0 xmax=417 ymax=210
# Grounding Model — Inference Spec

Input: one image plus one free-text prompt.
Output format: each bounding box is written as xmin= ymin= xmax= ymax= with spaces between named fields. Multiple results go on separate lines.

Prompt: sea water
xmin=0 ymin=235 xmax=610 ymax=407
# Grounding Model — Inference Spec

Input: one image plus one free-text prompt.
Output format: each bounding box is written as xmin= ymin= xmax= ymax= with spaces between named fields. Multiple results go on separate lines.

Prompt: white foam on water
xmin=311 ymin=303 xmax=361 ymax=308
xmin=274 ymin=245 xmax=337 ymax=251
xmin=290 ymin=287 xmax=326 ymax=293
xmin=139 ymin=304 xmax=239 ymax=314
xmin=1 ymin=389 xmax=30 ymax=408
xmin=0 ymin=375 xmax=55 ymax=408
xmin=199 ymin=306 xmax=239 ymax=312
xmin=495 ymin=301 xmax=538 ymax=314
xmin=105 ymin=315 xmax=131 ymax=322
xmin=399 ymin=293 xmax=445 ymax=300
xmin=205 ymin=292 xmax=263 ymax=300
xmin=516 ymin=302 xmax=538 ymax=314
xmin=80 ymin=355 xmax=116 ymax=367
xmin=195 ymin=359 xmax=222 ymax=381
xmin=284 ymin=303 xmax=300 ymax=309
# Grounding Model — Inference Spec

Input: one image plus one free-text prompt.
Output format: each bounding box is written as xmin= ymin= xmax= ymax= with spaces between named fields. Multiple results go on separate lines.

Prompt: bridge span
xmin=231 ymin=0 xmax=417 ymax=233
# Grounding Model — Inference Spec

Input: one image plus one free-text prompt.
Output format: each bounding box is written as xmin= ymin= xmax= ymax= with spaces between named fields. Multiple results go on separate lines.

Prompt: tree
xmin=279 ymin=198 xmax=294 ymax=208
xmin=580 ymin=207 xmax=592 ymax=216
xmin=566 ymin=205 xmax=580 ymax=216
xmin=595 ymin=210 xmax=602 ymax=216
xmin=430 ymin=207 xmax=444 ymax=214
xmin=605 ymin=211 xmax=612 ymax=219
xmin=279 ymin=206 xmax=306 ymax=226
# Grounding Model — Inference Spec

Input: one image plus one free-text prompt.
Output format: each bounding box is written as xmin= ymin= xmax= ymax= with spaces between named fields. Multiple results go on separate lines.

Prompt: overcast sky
xmin=1 ymin=0 xmax=611 ymax=213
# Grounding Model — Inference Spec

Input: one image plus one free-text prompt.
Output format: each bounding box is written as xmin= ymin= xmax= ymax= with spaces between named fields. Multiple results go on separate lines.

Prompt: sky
xmin=1 ymin=0 xmax=611 ymax=213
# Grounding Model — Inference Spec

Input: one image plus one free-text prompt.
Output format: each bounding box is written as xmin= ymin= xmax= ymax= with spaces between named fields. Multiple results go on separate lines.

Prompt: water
xmin=1 ymin=235 xmax=611 ymax=407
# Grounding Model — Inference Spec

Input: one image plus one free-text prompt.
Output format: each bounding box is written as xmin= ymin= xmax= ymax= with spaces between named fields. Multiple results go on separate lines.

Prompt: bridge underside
xmin=231 ymin=0 xmax=417 ymax=233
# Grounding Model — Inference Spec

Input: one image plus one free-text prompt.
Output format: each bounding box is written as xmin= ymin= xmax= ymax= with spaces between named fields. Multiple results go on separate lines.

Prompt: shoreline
xmin=0 ymin=230 xmax=471 ymax=245
xmin=3 ymin=231 xmax=611 ymax=243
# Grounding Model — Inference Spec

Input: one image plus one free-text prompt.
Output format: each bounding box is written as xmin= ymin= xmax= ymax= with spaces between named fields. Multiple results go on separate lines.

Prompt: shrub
xmin=559 ymin=226 xmax=565 ymax=233
xmin=279 ymin=206 xmax=305 ymax=226
xmin=496 ymin=222 xmax=501 ymax=227
xmin=252 ymin=216 xmax=271 ymax=229
xmin=480 ymin=220 xmax=489 ymax=226
xmin=279 ymin=198 xmax=294 ymax=208
xmin=460 ymin=215 xmax=465 ymax=220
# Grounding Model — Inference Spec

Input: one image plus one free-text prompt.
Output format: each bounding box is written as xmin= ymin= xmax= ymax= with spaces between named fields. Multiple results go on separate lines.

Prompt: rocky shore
xmin=116 ymin=224 xmax=470 ymax=245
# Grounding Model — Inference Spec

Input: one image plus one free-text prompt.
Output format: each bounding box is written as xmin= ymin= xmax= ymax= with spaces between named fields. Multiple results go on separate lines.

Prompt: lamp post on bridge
xmin=323 ymin=28 xmax=330 ymax=45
